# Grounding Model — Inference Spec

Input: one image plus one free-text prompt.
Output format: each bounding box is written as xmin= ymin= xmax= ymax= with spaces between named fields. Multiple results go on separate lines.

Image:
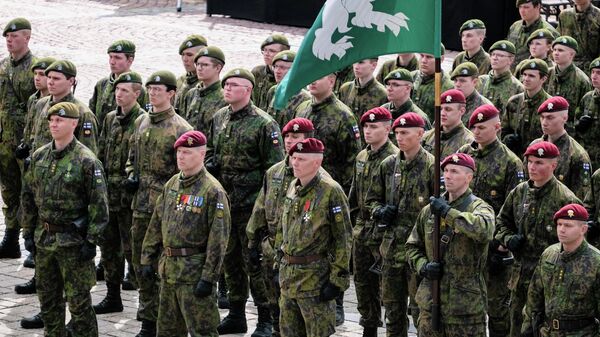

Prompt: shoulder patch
xmin=352 ymin=125 xmax=360 ymax=139
xmin=271 ymin=131 xmax=280 ymax=146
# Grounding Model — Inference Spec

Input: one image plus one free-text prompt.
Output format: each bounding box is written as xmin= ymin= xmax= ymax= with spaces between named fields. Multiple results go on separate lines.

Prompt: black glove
xmin=272 ymin=269 xmax=280 ymax=289
xmin=141 ymin=265 xmax=156 ymax=279
xmin=79 ymin=241 xmax=96 ymax=262
xmin=503 ymin=134 xmax=521 ymax=154
xmin=420 ymin=261 xmax=443 ymax=280
xmin=193 ymin=280 xmax=213 ymax=298
xmin=576 ymin=115 xmax=594 ymax=133
xmin=205 ymin=160 xmax=219 ymax=176
xmin=24 ymin=235 xmax=35 ymax=255
xmin=587 ymin=221 xmax=600 ymax=241
xmin=429 ymin=196 xmax=451 ymax=218
xmin=121 ymin=175 xmax=139 ymax=192
xmin=319 ymin=281 xmax=341 ymax=302
xmin=249 ymin=246 xmax=262 ymax=267
xmin=15 ymin=142 xmax=30 ymax=159
xmin=374 ymin=205 xmax=397 ymax=226
xmin=507 ymin=234 xmax=526 ymax=253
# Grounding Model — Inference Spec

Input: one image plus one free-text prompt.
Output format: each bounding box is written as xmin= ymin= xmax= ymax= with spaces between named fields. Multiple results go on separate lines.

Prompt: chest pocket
xmin=265 ymin=176 xmax=284 ymax=222
xmin=164 ymin=189 xmax=207 ymax=246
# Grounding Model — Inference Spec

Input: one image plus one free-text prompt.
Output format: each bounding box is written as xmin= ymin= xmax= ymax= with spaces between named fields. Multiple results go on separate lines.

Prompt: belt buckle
xmin=440 ymin=235 xmax=450 ymax=244
xmin=165 ymin=247 xmax=172 ymax=257
xmin=552 ymin=319 xmax=560 ymax=330
xmin=43 ymin=222 xmax=50 ymax=231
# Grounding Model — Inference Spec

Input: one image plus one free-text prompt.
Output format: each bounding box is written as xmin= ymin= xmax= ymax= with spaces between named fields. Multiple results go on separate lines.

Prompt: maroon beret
xmin=392 ymin=112 xmax=426 ymax=129
xmin=441 ymin=89 xmax=466 ymax=104
xmin=441 ymin=153 xmax=476 ymax=171
xmin=524 ymin=141 xmax=560 ymax=158
xmin=468 ymin=104 xmax=500 ymax=128
xmin=288 ymin=138 xmax=325 ymax=156
xmin=360 ymin=107 xmax=393 ymax=126
xmin=282 ymin=117 xmax=315 ymax=136
xmin=553 ymin=203 xmax=589 ymax=223
xmin=537 ymin=96 xmax=569 ymax=114
xmin=174 ymin=130 xmax=207 ymax=149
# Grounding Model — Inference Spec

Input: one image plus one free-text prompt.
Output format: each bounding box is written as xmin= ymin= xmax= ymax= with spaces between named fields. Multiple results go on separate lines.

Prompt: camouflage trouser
xmin=486 ymin=265 xmax=512 ymax=337
xmin=509 ymin=280 xmax=529 ymax=337
xmin=101 ymin=208 xmax=133 ymax=284
xmin=417 ymin=310 xmax=486 ymax=337
xmin=0 ymin=141 xmax=22 ymax=231
xmin=260 ymin=237 xmax=280 ymax=307
xmin=157 ymin=281 xmax=220 ymax=337
xmin=223 ymin=213 xmax=269 ymax=306
xmin=381 ymin=264 xmax=408 ymax=337
xmin=353 ymin=241 xmax=382 ymax=328
xmin=36 ymin=244 xmax=97 ymax=337
xmin=132 ymin=214 xmax=159 ymax=321
xmin=279 ymin=295 xmax=335 ymax=337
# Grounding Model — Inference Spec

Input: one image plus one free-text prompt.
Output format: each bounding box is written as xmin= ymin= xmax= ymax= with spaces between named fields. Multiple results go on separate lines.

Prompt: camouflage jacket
xmin=265 ymin=84 xmax=310 ymax=128
xmin=406 ymin=189 xmax=495 ymax=324
xmin=479 ymin=70 xmax=524 ymax=115
xmin=382 ymin=99 xmax=431 ymax=145
xmin=339 ymin=77 xmax=388 ymax=122
xmin=412 ymin=70 xmax=454 ymax=121
xmin=277 ymin=172 xmax=352 ymax=298
xmin=206 ymin=103 xmax=284 ymax=214
xmin=24 ymin=90 xmax=47 ymax=144
xmin=334 ymin=65 xmax=354 ymax=96
xmin=126 ymin=107 xmax=192 ymax=216
xmin=576 ymin=89 xmax=600 ymax=169
xmin=585 ymin=169 xmax=600 ymax=236
xmin=182 ymin=81 xmax=226 ymax=134
xmin=98 ymin=103 xmax=146 ymax=211
xmin=174 ymin=71 xmax=199 ymax=114
xmin=546 ymin=64 xmax=592 ymax=130
xmin=89 ymin=73 xmax=147 ymax=127
xmin=141 ymin=168 xmax=231 ymax=285
xmin=558 ymin=5 xmax=600 ymax=73
xmin=295 ymin=94 xmax=362 ymax=193
xmin=506 ymin=17 xmax=559 ymax=67
xmin=21 ymin=138 xmax=109 ymax=248
xmin=452 ymin=48 xmax=491 ymax=75
xmin=367 ymin=147 xmax=435 ymax=268
xmin=375 ymin=55 xmax=419 ymax=83
xmin=464 ymin=90 xmax=493 ymax=125
xmin=0 ymin=50 xmax=36 ymax=144
xmin=422 ymin=123 xmax=474 ymax=159
xmin=501 ymin=89 xmax=551 ymax=155
xmin=251 ymin=64 xmax=276 ymax=111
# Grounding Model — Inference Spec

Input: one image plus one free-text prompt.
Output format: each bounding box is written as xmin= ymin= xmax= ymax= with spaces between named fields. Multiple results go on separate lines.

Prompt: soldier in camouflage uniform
xmin=252 ymin=34 xmax=290 ymax=111
xmin=22 ymin=57 xmax=55 ymax=150
xmin=479 ymin=40 xmax=524 ymax=114
xmin=575 ymin=57 xmax=600 ymax=169
xmin=21 ymin=101 xmax=109 ymax=337
xmin=422 ymin=89 xmax=474 ymax=158
xmin=0 ymin=18 xmax=36 ymax=259
xmin=376 ymin=53 xmax=418 ymax=84
xmin=174 ymin=34 xmax=207 ymax=114
xmin=205 ymin=68 xmax=284 ymax=336
xmin=265 ymin=51 xmax=310 ymax=128
xmin=526 ymin=29 xmax=556 ymax=69
xmin=275 ymin=138 xmax=352 ymax=337
xmin=349 ymin=108 xmax=398 ymax=337
xmin=522 ymin=204 xmax=600 ymax=337
xmin=495 ymin=141 xmax=581 ymax=337
xmin=412 ymin=46 xmax=454 ymax=121
xmin=557 ymin=0 xmax=600 ymax=74
xmin=506 ymin=0 xmax=558 ymax=67
xmin=458 ymin=105 xmax=525 ymax=337
xmin=502 ymin=58 xmax=551 ymax=156
xmin=334 ymin=65 xmax=354 ymax=96
xmin=125 ymin=70 xmax=192 ymax=337
xmin=452 ymin=19 xmax=491 ymax=75
xmin=339 ymin=59 xmax=388 ymax=123
xmin=141 ymin=131 xmax=231 ymax=337
xmin=584 ymin=168 xmax=600 ymax=246
xmin=451 ymin=62 xmax=493 ymax=125
xmin=366 ymin=112 xmax=434 ymax=337
xmin=182 ymin=46 xmax=227 ymax=133
xmin=406 ymin=153 xmax=495 ymax=337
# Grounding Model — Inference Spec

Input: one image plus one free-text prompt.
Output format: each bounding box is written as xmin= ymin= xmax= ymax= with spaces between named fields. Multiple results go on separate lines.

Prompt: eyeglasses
xmin=385 ymin=83 xmax=411 ymax=89
xmin=195 ymin=62 xmax=214 ymax=69
xmin=272 ymin=64 xmax=291 ymax=71
xmin=490 ymin=52 xmax=511 ymax=59
xmin=262 ymin=47 xmax=281 ymax=55
xmin=223 ymin=82 xmax=249 ymax=89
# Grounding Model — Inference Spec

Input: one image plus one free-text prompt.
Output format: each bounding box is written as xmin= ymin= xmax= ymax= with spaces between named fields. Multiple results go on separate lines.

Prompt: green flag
xmin=274 ymin=0 xmax=441 ymax=109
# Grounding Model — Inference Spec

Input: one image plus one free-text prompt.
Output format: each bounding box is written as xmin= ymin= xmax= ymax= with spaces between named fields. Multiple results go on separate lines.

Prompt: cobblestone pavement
xmin=0 ymin=0 xmax=458 ymax=335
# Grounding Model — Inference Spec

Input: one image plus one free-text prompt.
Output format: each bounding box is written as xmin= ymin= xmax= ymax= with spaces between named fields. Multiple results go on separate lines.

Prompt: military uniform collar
xmin=542 ymin=132 xmax=569 ymax=148
xmin=471 ymin=139 xmax=500 ymax=158
xmin=198 ymin=80 xmax=220 ymax=96
xmin=489 ymin=69 xmax=512 ymax=84
xmin=367 ymin=140 xmax=394 ymax=159
xmin=396 ymin=55 xmax=418 ymax=69
xmin=50 ymin=92 xmax=75 ymax=106
xmin=443 ymin=187 xmax=473 ymax=205
xmin=466 ymin=90 xmax=482 ymax=104
xmin=554 ymin=63 xmax=575 ymax=81
xmin=51 ymin=137 xmax=77 ymax=158
xmin=522 ymin=17 xmax=543 ymax=31
xmin=399 ymin=146 xmax=427 ymax=169
xmin=442 ymin=123 xmax=466 ymax=139
xmin=10 ymin=50 xmax=32 ymax=66
xmin=148 ymin=106 xmax=175 ymax=123
xmin=390 ymin=98 xmax=413 ymax=115
xmin=464 ymin=47 xmax=484 ymax=61
xmin=355 ymin=77 xmax=376 ymax=94
xmin=295 ymin=171 xmax=322 ymax=197
xmin=229 ymin=103 xmax=255 ymax=120
xmin=116 ymin=102 xmax=141 ymax=122
xmin=559 ymin=240 xmax=589 ymax=262
xmin=525 ymin=88 xmax=548 ymax=101
xmin=185 ymin=71 xmax=199 ymax=85
xmin=178 ymin=166 xmax=207 ymax=188
xmin=311 ymin=93 xmax=336 ymax=110
xmin=284 ymin=155 xmax=293 ymax=174
xmin=109 ymin=73 xmax=117 ymax=84
xmin=527 ymin=175 xmax=558 ymax=196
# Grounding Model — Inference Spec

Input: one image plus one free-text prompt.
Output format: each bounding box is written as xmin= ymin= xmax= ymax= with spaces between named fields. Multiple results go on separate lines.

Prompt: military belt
xmin=42 ymin=222 xmax=74 ymax=233
xmin=548 ymin=318 xmax=597 ymax=331
xmin=164 ymin=247 xmax=201 ymax=257
xmin=283 ymin=253 xmax=323 ymax=265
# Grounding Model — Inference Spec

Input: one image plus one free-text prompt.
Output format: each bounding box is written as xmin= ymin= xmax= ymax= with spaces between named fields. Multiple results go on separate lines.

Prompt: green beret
xmin=3 ymin=18 xmax=31 ymax=37
xmin=459 ymin=19 xmax=485 ymax=35
xmin=516 ymin=0 xmax=541 ymax=7
xmin=451 ymin=62 xmax=479 ymax=79
xmin=272 ymin=50 xmax=296 ymax=65
xmin=552 ymin=35 xmax=578 ymax=52
xmin=194 ymin=46 xmax=225 ymax=64
xmin=518 ymin=58 xmax=549 ymax=76
xmin=178 ymin=34 xmax=208 ymax=55
xmin=221 ymin=68 xmax=255 ymax=88
xmin=261 ymin=34 xmax=290 ymax=50
xmin=146 ymin=70 xmax=178 ymax=89
xmin=31 ymin=57 xmax=57 ymax=72
xmin=47 ymin=102 xmax=80 ymax=120
xmin=384 ymin=68 xmax=413 ymax=84
xmin=107 ymin=40 xmax=136 ymax=54
xmin=114 ymin=71 xmax=143 ymax=89
xmin=489 ymin=40 xmax=516 ymax=55
xmin=590 ymin=57 xmax=600 ymax=71
xmin=526 ymin=29 xmax=555 ymax=46
xmin=45 ymin=60 xmax=77 ymax=77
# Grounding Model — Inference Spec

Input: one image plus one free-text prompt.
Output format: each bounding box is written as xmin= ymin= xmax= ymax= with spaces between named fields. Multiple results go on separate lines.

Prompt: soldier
xmin=367 ymin=112 xmax=435 ymax=337
xmin=575 ymin=57 xmax=600 ymax=169
xmin=21 ymin=101 xmax=109 ymax=337
xmin=451 ymin=62 xmax=492 ymax=125
xmin=252 ymin=34 xmax=290 ymax=111
xmin=174 ymin=34 xmax=207 ymax=113
xmin=458 ymin=105 xmax=525 ymax=337
xmin=479 ymin=40 xmax=524 ymax=114
xmin=526 ymin=29 xmax=555 ymax=69
xmin=205 ymin=68 xmax=284 ymax=336
xmin=275 ymin=138 xmax=352 ymax=337
xmin=141 ymin=131 xmax=231 ymax=337
xmin=422 ymin=89 xmax=474 ymax=158
xmin=93 ymin=71 xmax=147 ymax=314
xmin=522 ymin=204 xmax=600 ymax=337
xmin=506 ymin=0 xmax=558 ymax=67
xmin=182 ymin=46 xmax=227 ymax=133
xmin=584 ymin=168 xmax=600 ymax=246
xmin=412 ymin=45 xmax=454 ymax=121
xmin=381 ymin=68 xmax=431 ymax=134
xmin=349 ymin=108 xmax=398 ymax=337
xmin=495 ymin=141 xmax=581 ymax=337
xmin=0 ymin=17 xmax=36 ymax=259
xmin=265 ymin=51 xmax=310 ymax=127
xmin=339 ymin=58 xmax=388 ymax=123
xmin=376 ymin=53 xmax=418 ymax=83
xmin=452 ymin=19 xmax=491 ymax=75
xmin=501 ymin=58 xmax=551 ymax=155
xmin=334 ymin=65 xmax=354 ymax=96
xmin=406 ymin=153 xmax=495 ymax=337
xmin=125 ymin=70 xmax=192 ymax=336
xmin=557 ymin=0 xmax=600 ymax=73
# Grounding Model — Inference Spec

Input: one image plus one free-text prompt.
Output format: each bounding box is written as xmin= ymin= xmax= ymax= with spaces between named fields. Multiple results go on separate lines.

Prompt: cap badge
xmin=40 ymin=62 xmax=46 ymax=68
xmin=116 ymin=45 xmax=122 ymax=51
xmin=452 ymin=155 xmax=459 ymax=163
xmin=501 ymin=43 xmax=506 ymax=49
xmin=293 ymin=124 xmax=300 ymax=131
xmin=530 ymin=62 xmax=536 ymax=68
xmin=58 ymin=109 xmax=66 ymax=116
xmin=187 ymin=138 xmax=194 ymax=146
xmin=561 ymin=38 xmax=567 ymax=44
xmin=461 ymin=69 xmax=468 ymax=75
xmin=567 ymin=209 xmax=575 ymax=218
xmin=234 ymin=70 xmax=240 ymax=75
xmin=446 ymin=95 xmax=452 ymax=103
xmin=547 ymin=103 xmax=553 ymax=110
xmin=468 ymin=22 xmax=474 ymax=28
xmin=10 ymin=24 xmax=16 ymax=30
xmin=57 ymin=64 xmax=63 ymax=71
xmin=282 ymin=55 xmax=288 ymax=61
xmin=395 ymin=72 xmax=401 ymax=78
xmin=297 ymin=143 xmax=303 ymax=151
xmin=155 ymin=76 xmax=160 ymax=82
xmin=538 ymin=31 xmax=544 ymax=37
xmin=267 ymin=36 xmax=273 ymax=43
xmin=400 ymin=118 xmax=406 ymax=125
xmin=186 ymin=41 xmax=193 ymax=47
xmin=538 ymin=148 xmax=544 ymax=156
xmin=369 ymin=113 xmax=375 ymax=121
xmin=477 ymin=113 xmax=484 ymax=121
